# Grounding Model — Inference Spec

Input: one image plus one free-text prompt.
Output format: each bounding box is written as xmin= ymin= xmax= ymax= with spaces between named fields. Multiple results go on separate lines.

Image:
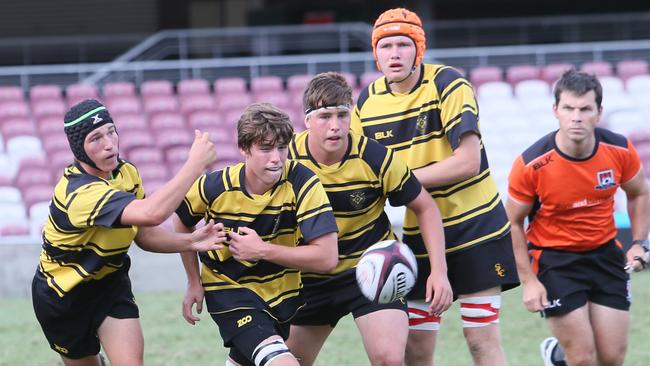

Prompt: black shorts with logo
xmin=32 ymin=256 xmax=139 ymax=359
xmin=532 ymin=239 xmax=630 ymax=317
xmin=409 ymin=234 xmax=520 ymax=300
xmin=291 ymin=270 xmax=407 ymax=327
xmin=211 ymin=308 xmax=290 ymax=366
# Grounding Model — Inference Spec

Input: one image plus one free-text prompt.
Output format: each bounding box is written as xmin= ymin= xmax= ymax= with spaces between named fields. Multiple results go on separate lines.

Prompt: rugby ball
xmin=355 ymin=240 xmax=418 ymax=304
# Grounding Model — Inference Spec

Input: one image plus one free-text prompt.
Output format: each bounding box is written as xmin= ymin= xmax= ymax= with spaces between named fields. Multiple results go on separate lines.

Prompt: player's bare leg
xmin=356 ymin=308 xmax=408 ymax=366
xmin=459 ymin=287 xmax=506 ymax=366
xmin=405 ymin=329 xmax=437 ymax=366
xmin=590 ymin=303 xmax=628 ymax=366
xmin=546 ymin=304 xmax=597 ymax=366
xmin=60 ymin=355 xmax=103 ymax=366
xmin=97 ymin=316 xmax=144 ymax=366
xmin=286 ymin=326 xmax=333 ymax=366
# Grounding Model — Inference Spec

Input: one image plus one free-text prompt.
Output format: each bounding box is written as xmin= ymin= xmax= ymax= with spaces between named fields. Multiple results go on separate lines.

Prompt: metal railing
xmin=2 ymin=38 xmax=650 ymax=89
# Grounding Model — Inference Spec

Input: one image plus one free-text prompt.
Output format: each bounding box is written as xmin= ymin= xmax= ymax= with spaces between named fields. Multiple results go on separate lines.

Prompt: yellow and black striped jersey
xmin=289 ymin=131 xmax=421 ymax=286
xmin=37 ymin=160 xmax=144 ymax=297
xmin=175 ymin=160 xmax=337 ymax=322
xmin=352 ymin=64 xmax=510 ymax=255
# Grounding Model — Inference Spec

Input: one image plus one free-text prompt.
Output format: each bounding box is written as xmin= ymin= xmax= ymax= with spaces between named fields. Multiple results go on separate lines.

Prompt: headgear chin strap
xmin=64 ymin=99 xmax=116 ymax=171
xmin=372 ymin=8 xmax=426 ymax=71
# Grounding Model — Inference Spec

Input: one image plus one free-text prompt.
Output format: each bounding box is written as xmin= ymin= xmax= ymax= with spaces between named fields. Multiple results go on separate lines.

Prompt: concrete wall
xmin=1 ymin=244 xmax=188 ymax=299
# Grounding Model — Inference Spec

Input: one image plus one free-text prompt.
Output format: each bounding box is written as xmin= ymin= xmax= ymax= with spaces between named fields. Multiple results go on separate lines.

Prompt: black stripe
xmin=259 ymin=349 xmax=289 ymax=366
xmin=333 ymin=197 xmax=381 ymax=218
xmin=49 ymin=203 xmax=82 ymax=232
xmin=196 ymin=175 xmax=209 ymax=207
xmin=433 ymin=66 xmax=464 ymax=94
xmin=321 ymin=180 xmax=379 ymax=189
xmin=440 ymin=80 xmax=472 ymax=104
xmin=403 ymin=207 xmax=510 ymax=254
xmin=86 ymin=189 xmax=113 ymax=227
xmin=359 ymin=100 xmax=438 ymax=123
xmin=295 ymin=177 xmax=319 ymax=210
xmin=295 ymin=203 xmax=332 ymax=221
xmin=440 ymin=192 xmax=501 ymax=224
xmin=429 ymin=168 xmax=490 ymax=199
xmin=264 ymin=288 xmax=301 ymax=309
xmin=39 ymin=263 xmax=66 ymax=295
xmin=379 ymin=150 xmax=393 ymax=179
xmin=391 ymin=131 xmax=446 ymax=152
xmin=224 ymin=166 xmax=233 ymax=190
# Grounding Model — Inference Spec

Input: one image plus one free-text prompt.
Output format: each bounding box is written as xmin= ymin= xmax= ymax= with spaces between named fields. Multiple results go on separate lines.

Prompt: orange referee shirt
xmin=508 ymin=128 xmax=641 ymax=251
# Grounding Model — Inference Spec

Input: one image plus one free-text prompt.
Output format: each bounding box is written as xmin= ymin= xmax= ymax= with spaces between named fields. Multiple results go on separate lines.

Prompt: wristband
xmin=631 ymin=239 xmax=650 ymax=252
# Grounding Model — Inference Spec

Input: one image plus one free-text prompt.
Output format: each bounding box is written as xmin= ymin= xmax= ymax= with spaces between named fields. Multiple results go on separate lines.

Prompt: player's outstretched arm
xmin=621 ymin=170 xmax=650 ymax=272
xmin=229 ymin=227 xmax=338 ymax=273
xmin=505 ymin=198 xmax=548 ymax=312
xmin=406 ymin=187 xmax=452 ymax=315
xmin=121 ymin=130 xmax=216 ymax=226
xmin=412 ymin=133 xmax=481 ymax=189
xmin=134 ymin=219 xmax=226 ymax=253
xmin=174 ymin=215 xmax=206 ymax=325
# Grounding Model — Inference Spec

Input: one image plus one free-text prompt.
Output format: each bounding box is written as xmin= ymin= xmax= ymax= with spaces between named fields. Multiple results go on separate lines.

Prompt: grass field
xmin=2 ymin=271 xmax=650 ymax=365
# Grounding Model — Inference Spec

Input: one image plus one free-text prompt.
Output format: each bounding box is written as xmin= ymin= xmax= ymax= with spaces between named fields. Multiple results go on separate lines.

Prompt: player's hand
xmin=425 ymin=271 xmax=453 ymax=316
xmin=187 ymin=129 xmax=216 ymax=171
xmin=189 ymin=220 xmax=227 ymax=252
xmin=625 ymin=243 xmax=649 ymax=273
xmin=182 ymin=280 xmax=205 ymax=325
xmin=522 ymin=277 xmax=548 ymax=313
xmin=229 ymin=227 xmax=266 ymax=262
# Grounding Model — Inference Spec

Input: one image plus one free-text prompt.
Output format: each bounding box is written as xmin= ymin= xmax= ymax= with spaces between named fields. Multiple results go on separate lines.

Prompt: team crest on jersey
xmin=595 ymin=169 xmax=616 ymax=190
xmin=416 ymin=113 xmax=428 ymax=135
xmin=349 ymin=190 xmax=366 ymax=210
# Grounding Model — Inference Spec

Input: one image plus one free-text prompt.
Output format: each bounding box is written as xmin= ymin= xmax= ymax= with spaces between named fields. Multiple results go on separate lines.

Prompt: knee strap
xmin=252 ymin=339 xmax=291 ymax=366
xmin=408 ymin=300 xmax=441 ymax=331
xmin=459 ymin=295 xmax=501 ymax=328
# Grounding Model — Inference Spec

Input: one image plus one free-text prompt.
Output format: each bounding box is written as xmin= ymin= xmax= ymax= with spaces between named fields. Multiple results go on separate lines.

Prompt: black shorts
xmin=532 ymin=240 xmax=631 ymax=317
xmin=211 ymin=309 xmax=290 ymax=366
xmin=32 ymin=258 xmax=139 ymax=359
xmin=409 ymin=235 xmax=520 ymax=300
xmin=291 ymin=271 xmax=407 ymax=327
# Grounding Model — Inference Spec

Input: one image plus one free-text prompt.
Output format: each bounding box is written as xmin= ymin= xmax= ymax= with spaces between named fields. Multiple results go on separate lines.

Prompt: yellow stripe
xmin=442 ymin=195 xmax=502 ymax=227
xmin=299 ymin=206 xmax=332 ymax=222
xmin=359 ymin=102 xmax=439 ymax=128
xmin=444 ymin=106 xmax=478 ymax=131
xmin=297 ymin=175 xmax=319 ymax=201
xmin=429 ymin=169 xmax=489 ymax=196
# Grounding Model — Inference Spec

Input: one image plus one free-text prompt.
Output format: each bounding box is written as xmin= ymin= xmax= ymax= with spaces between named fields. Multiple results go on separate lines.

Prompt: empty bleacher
xmin=2 ymin=29 xmax=650 ymax=242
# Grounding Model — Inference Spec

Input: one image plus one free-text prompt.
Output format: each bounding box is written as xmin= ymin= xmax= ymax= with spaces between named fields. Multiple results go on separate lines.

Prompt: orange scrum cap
xmin=371 ymin=8 xmax=426 ymax=70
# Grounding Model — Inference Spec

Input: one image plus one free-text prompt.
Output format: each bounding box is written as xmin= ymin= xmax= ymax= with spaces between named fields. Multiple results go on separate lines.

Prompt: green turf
xmin=3 ymin=271 xmax=649 ymax=365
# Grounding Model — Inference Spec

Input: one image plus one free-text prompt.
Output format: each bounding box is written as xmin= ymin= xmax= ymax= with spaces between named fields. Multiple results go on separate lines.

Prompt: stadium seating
xmin=2 ymin=61 xmax=650 ymax=242
xmin=0 ymin=86 xmax=24 ymax=102
xmin=214 ymin=77 xmax=247 ymax=95
xmin=102 ymin=81 xmax=137 ymax=98
xmin=617 ymin=60 xmax=649 ymax=81
xmin=506 ymin=65 xmax=541 ymax=85
xmin=469 ymin=66 xmax=503 ymax=88
xmin=251 ymin=76 xmax=283 ymax=96
xmin=581 ymin=61 xmax=614 ymax=77
xmin=179 ymin=94 xmax=215 ymax=114
xmin=106 ymin=97 xmax=142 ymax=114
xmin=65 ymin=84 xmax=100 ymax=105
xmin=140 ymin=80 xmax=174 ymax=97
xmin=177 ymin=79 xmax=210 ymax=96
xmin=541 ymin=63 xmax=573 ymax=84
xmin=29 ymin=84 xmax=63 ymax=101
